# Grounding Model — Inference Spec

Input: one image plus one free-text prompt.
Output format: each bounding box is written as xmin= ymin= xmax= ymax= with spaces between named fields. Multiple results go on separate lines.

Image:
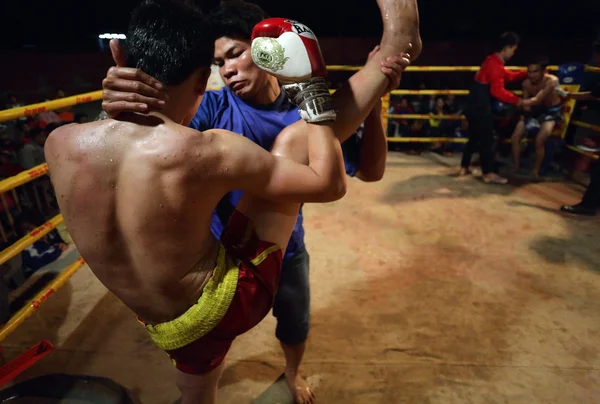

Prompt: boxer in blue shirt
xmin=101 ymin=2 xmax=411 ymax=401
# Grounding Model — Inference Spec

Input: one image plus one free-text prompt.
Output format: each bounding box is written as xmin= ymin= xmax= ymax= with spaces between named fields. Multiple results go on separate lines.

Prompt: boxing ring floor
xmin=2 ymin=152 xmax=600 ymax=404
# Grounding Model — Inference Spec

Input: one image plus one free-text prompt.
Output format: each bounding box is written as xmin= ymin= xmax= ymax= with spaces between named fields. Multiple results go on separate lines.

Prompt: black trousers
xmin=460 ymin=81 xmax=496 ymax=175
xmin=582 ymin=160 xmax=600 ymax=209
xmin=461 ymin=110 xmax=496 ymax=174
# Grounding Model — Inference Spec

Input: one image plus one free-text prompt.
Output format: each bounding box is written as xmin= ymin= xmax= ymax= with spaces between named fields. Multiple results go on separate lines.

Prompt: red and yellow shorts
xmin=139 ymin=210 xmax=283 ymax=374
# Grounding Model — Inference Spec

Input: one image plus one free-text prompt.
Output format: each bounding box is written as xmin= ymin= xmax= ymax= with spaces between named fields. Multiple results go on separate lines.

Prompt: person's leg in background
xmin=476 ymin=112 xmax=508 ymax=184
xmin=272 ymin=247 xmax=313 ymax=402
xmin=460 ymin=112 xmax=481 ymax=175
xmin=582 ymin=159 xmax=600 ymax=209
xmin=511 ymin=119 xmax=527 ymax=172
xmin=531 ymin=120 xmax=557 ymax=179
xmin=561 ymin=159 xmax=600 ymax=216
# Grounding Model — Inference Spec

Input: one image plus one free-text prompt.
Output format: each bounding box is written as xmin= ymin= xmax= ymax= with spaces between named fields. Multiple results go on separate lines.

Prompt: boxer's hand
xmin=368 ymin=45 xmax=411 ymax=93
xmin=102 ymin=67 xmax=168 ymax=118
xmin=252 ymin=18 xmax=335 ymax=122
xmin=521 ymin=98 xmax=535 ymax=108
xmin=554 ymin=87 xmax=569 ymax=99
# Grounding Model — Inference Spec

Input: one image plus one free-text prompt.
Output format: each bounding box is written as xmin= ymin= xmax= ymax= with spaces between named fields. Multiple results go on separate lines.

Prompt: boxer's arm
xmin=504 ymin=69 xmax=528 ymax=83
xmin=349 ymin=46 xmax=404 ymax=182
xmin=489 ymin=64 xmax=522 ymax=105
xmin=566 ymin=84 xmax=600 ymax=101
xmin=527 ymin=77 xmax=559 ymax=106
xmin=209 ymin=128 xmax=346 ymax=203
xmin=566 ymin=91 xmax=598 ymax=101
xmin=354 ymin=99 xmax=387 ymax=182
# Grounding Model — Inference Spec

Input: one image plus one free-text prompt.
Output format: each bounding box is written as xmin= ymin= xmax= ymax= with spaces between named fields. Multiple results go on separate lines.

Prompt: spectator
xmin=18 ymin=214 xmax=67 ymax=276
xmin=388 ymin=97 xmax=414 ymax=137
xmin=5 ymin=94 xmax=20 ymax=110
xmin=74 ymin=113 xmax=89 ymax=123
xmin=19 ymin=127 xmax=47 ymax=169
xmin=55 ymin=90 xmax=74 ymax=124
xmin=428 ymin=96 xmax=447 ymax=132
xmin=0 ymin=151 xmax=23 ymax=178
xmin=37 ymin=100 xmax=62 ymax=128
xmin=4 ymin=94 xmax=26 ymax=141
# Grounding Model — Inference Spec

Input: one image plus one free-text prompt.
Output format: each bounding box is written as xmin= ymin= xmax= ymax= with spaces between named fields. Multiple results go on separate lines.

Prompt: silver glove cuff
xmin=283 ymin=77 xmax=336 ymax=123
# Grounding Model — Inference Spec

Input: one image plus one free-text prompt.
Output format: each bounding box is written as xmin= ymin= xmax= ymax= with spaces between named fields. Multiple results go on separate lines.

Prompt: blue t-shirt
xmin=190 ymin=87 xmax=361 ymax=259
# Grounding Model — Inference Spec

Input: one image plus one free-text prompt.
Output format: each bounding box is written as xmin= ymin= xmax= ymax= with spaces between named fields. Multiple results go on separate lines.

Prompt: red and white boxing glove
xmin=251 ymin=18 xmax=335 ymax=122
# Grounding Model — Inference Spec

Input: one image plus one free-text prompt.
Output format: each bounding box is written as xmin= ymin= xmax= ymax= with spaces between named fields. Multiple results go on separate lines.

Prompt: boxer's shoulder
xmin=46 ymin=120 xmax=102 ymax=158
xmin=544 ymin=74 xmax=559 ymax=86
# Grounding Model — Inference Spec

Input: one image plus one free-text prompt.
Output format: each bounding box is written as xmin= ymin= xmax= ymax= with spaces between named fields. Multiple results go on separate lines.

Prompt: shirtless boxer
xmin=511 ymin=56 xmax=562 ymax=178
xmin=45 ymin=0 xmax=419 ymax=403
xmin=100 ymin=1 xmax=407 ymax=400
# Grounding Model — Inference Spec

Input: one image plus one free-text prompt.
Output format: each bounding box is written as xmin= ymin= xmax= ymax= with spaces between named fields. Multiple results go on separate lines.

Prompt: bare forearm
xmin=569 ymin=92 xmax=596 ymax=101
xmin=356 ymin=107 xmax=387 ymax=181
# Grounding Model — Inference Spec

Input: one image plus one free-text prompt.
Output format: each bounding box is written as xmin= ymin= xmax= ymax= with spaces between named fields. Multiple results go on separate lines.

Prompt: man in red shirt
xmin=459 ymin=32 xmax=534 ymax=184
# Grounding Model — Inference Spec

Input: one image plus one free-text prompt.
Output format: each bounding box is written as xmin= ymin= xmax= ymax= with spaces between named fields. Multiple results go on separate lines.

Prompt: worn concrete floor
xmin=2 ymin=152 xmax=600 ymax=403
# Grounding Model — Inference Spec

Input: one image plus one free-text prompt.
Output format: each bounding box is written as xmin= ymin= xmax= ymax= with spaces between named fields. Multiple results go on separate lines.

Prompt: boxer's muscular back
xmin=46 ymin=116 xmax=230 ymax=324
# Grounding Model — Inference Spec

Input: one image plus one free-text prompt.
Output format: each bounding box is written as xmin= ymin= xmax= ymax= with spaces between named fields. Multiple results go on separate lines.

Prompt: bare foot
xmin=376 ymin=0 xmax=421 ymax=59
xmin=286 ymin=372 xmax=315 ymax=404
xmin=458 ymin=167 xmax=472 ymax=176
xmin=483 ymin=173 xmax=508 ymax=184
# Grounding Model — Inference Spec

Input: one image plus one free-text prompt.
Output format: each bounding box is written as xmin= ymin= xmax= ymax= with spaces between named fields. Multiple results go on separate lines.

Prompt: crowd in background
xmin=0 ymin=92 xmax=89 ymax=307
xmin=0 ymin=51 xmax=598 ymax=322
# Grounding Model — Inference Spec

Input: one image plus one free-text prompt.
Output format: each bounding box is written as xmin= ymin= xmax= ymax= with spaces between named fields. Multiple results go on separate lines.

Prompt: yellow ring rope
xmin=0 ymin=62 xmax=597 ymax=341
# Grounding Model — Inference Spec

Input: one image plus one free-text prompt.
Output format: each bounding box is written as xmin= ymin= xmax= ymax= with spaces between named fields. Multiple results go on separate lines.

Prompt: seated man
xmin=45 ymin=0 xmax=418 ymax=403
xmin=511 ymin=56 xmax=563 ymax=178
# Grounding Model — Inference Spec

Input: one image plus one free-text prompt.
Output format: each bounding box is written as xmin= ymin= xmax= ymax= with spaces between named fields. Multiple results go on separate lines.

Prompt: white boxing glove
xmin=251 ymin=18 xmax=335 ymax=123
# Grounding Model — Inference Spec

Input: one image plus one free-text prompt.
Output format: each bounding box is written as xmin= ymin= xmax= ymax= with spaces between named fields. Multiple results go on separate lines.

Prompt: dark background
xmin=1 ymin=0 xmax=598 ymax=51
xmin=0 ymin=0 xmax=598 ymax=100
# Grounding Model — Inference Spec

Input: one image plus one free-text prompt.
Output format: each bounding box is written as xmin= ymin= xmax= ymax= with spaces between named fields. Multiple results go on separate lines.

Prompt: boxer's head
xmin=495 ymin=32 xmax=520 ymax=62
xmin=210 ymin=1 xmax=276 ymax=103
xmin=526 ymin=56 xmax=549 ymax=84
xmin=125 ymin=0 xmax=214 ymax=125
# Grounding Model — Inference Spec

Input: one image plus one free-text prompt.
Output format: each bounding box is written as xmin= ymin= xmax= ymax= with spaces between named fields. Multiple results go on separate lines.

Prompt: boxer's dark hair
xmin=495 ymin=32 xmax=520 ymax=52
xmin=125 ymin=0 xmax=214 ymax=86
xmin=528 ymin=55 xmax=549 ymax=70
xmin=210 ymin=0 xmax=270 ymax=41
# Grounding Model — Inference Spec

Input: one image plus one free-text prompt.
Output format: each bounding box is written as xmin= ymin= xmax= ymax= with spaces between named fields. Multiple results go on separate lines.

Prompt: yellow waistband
xmin=141 ymin=244 xmax=240 ymax=351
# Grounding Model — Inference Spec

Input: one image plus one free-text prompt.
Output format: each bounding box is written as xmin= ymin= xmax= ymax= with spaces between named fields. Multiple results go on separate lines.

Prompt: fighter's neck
xmin=157 ymin=98 xmax=195 ymax=125
xmin=252 ymin=76 xmax=281 ymax=105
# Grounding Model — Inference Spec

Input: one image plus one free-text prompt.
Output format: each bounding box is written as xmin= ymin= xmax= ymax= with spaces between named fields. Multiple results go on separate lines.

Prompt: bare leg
xmin=531 ymin=121 xmax=555 ymax=178
xmin=272 ymin=0 xmax=422 ymax=164
xmin=511 ymin=119 xmax=526 ymax=171
xmin=329 ymin=0 xmax=421 ymax=140
xmin=233 ymin=127 xmax=318 ymax=403
xmin=175 ymin=362 xmax=225 ymax=404
xmin=281 ymin=341 xmax=315 ymax=403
